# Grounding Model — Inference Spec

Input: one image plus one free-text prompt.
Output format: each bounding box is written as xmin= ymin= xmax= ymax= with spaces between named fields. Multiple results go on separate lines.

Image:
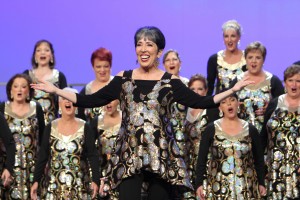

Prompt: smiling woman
xmin=30 ymin=26 xmax=254 ymax=200
xmin=206 ymin=20 xmax=247 ymax=95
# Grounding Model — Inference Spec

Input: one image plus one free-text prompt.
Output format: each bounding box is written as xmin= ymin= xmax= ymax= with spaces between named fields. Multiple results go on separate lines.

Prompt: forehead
xmin=13 ymin=77 xmax=27 ymax=84
xmin=166 ymin=52 xmax=178 ymax=58
xmin=247 ymin=49 xmax=262 ymax=56
xmin=37 ymin=42 xmax=50 ymax=49
xmin=191 ymin=80 xmax=204 ymax=86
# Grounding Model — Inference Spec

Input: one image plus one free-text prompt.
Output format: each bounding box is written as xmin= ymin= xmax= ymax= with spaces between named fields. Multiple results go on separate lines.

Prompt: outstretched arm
xmin=213 ymin=76 xmax=254 ymax=103
xmin=31 ymin=79 xmax=77 ymax=102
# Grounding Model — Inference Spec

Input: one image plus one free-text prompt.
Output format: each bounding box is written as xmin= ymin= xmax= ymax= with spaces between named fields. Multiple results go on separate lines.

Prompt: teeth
xmin=141 ymin=55 xmax=149 ymax=59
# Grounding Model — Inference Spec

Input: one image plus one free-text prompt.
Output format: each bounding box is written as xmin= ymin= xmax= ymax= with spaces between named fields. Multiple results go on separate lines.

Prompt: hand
xmin=259 ymin=185 xmax=267 ymax=197
xmin=91 ymin=182 xmax=99 ymax=199
xmin=231 ymin=76 xmax=255 ymax=93
xmin=99 ymin=178 xmax=107 ymax=197
xmin=196 ymin=186 xmax=205 ymax=200
xmin=1 ymin=169 xmax=12 ymax=187
xmin=30 ymin=79 xmax=57 ymax=94
xmin=30 ymin=182 xmax=38 ymax=200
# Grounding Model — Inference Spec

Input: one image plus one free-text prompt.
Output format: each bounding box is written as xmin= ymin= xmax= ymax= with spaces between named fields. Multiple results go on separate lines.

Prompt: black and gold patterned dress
xmin=233 ymin=71 xmax=284 ymax=133
xmin=207 ymin=50 xmax=246 ymax=95
xmin=261 ymin=94 xmax=300 ymax=199
xmin=77 ymin=77 xmax=113 ymax=123
xmin=196 ymin=119 xmax=265 ymax=200
xmin=24 ymin=69 xmax=67 ymax=125
xmin=74 ymin=70 xmax=218 ymax=192
xmin=184 ymin=108 xmax=219 ymax=195
xmin=90 ymin=112 xmax=122 ymax=199
xmin=33 ymin=118 xmax=100 ymax=200
xmin=0 ymin=101 xmax=45 ymax=200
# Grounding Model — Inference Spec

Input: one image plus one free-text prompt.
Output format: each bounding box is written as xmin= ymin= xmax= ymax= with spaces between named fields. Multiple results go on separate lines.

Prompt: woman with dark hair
xmin=183 ymin=74 xmax=219 ymax=199
xmin=31 ymin=26 xmax=253 ymax=200
xmin=24 ymin=39 xmax=67 ymax=125
xmin=207 ymin=20 xmax=247 ymax=95
xmin=196 ymin=93 xmax=266 ymax=199
xmin=30 ymin=88 xmax=100 ymax=200
xmin=77 ymin=47 xmax=113 ymax=122
xmin=231 ymin=41 xmax=284 ymax=134
xmin=0 ymin=73 xmax=45 ymax=199
xmin=261 ymin=64 xmax=300 ymax=199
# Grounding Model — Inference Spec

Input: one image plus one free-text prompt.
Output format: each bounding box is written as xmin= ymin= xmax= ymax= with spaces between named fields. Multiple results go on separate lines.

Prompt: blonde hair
xmin=58 ymin=87 xmax=78 ymax=101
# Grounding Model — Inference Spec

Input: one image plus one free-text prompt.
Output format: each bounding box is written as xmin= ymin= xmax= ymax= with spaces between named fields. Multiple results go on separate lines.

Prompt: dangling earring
xmin=237 ymin=107 xmax=240 ymax=113
xmin=219 ymin=110 xmax=223 ymax=117
xmin=284 ymin=87 xmax=287 ymax=93
xmin=155 ymin=58 xmax=160 ymax=67
xmin=26 ymin=96 xmax=30 ymax=101
xmin=35 ymin=58 xmax=38 ymax=64
xmin=58 ymin=109 xmax=62 ymax=115
xmin=10 ymin=94 xmax=14 ymax=101
xmin=75 ymin=108 xmax=78 ymax=115
xmin=50 ymin=58 xmax=53 ymax=64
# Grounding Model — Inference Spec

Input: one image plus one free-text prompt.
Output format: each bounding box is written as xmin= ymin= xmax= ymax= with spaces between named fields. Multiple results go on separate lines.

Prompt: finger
xmin=3 ymin=178 xmax=8 ymax=187
xmin=92 ymin=188 xmax=96 ymax=198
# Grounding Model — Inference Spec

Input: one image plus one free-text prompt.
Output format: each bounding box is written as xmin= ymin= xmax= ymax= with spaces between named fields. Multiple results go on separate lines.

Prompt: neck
xmin=10 ymin=100 xmax=27 ymax=107
xmin=35 ymin=64 xmax=51 ymax=70
xmin=138 ymin=65 xmax=159 ymax=74
xmin=60 ymin=115 xmax=76 ymax=123
xmin=105 ymin=110 xmax=120 ymax=118
xmin=225 ymin=48 xmax=240 ymax=56
xmin=222 ymin=116 xmax=239 ymax=124
xmin=285 ymin=94 xmax=300 ymax=105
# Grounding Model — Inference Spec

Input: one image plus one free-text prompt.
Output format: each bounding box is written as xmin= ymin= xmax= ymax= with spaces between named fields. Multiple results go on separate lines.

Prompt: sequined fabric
xmin=95 ymin=113 xmax=121 ymax=199
xmin=106 ymin=76 xmax=193 ymax=191
xmin=185 ymin=109 xmax=208 ymax=185
xmin=237 ymin=71 xmax=273 ymax=133
xmin=0 ymin=101 xmax=40 ymax=200
xmin=266 ymin=95 xmax=300 ymax=200
xmin=42 ymin=119 xmax=92 ymax=199
xmin=216 ymin=50 xmax=246 ymax=93
xmin=205 ymin=119 xmax=260 ymax=200
xmin=28 ymin=69 xmax=61 ymax=125
xmin=184 ymin=109 xmax=209 ymax=199
xmin=82 ymin=81 xmax=105 ymax=123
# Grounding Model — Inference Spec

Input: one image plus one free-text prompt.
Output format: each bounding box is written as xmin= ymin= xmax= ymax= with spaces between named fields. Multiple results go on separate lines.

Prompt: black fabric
xmin=0 ymin=113 xmax=16 ymax=174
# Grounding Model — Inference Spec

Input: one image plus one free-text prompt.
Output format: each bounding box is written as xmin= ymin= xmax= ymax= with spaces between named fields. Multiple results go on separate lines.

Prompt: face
xmin=35 ymin=42 xmax=53 ymax=66
xmin=246 ymin=50 xmax=264 ymax=75
xmin=163 ymin=52 xmax=181 ymax=76
xmin=93 ymin=58 xmax=111 ymax=82
xmin=11 ymin=77 xmax=30 ymax=103
xmin=219 ymin=96 xmax=239 ymax=119
xmin=223 ymin=28 xmax=240 ymax=52
xmin=59 ymin=97 xmax=76 ymax=117
xmin=285 ymin=73 xmax=300 ymax=99
xmin=189 ymin=80 xmax=207 ymax=96
xmin=136 ymin=37 xmax=162 ymax=69
xmin=104 ymin=100 xmax=119 ymax=115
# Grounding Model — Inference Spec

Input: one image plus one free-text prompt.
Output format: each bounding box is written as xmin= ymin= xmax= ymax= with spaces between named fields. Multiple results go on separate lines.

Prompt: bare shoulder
xmin=116 ymin=71 xmax=125 ymax=77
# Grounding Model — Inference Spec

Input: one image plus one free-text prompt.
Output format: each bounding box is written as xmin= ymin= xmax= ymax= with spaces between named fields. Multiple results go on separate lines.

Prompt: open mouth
xmin=65 ymin=105 xmax=72 ymax=111
xmin=140 ymin=55 xmax=150 ymax=62
xmin=227 ymin=107 xmax=234 ymax=113
xmin=40 ymin=56 xmax=47 ymax=60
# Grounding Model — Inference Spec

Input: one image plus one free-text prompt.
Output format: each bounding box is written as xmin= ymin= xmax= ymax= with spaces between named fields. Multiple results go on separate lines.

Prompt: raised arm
xmin=31 ymin=79 xmax=77 ymax=102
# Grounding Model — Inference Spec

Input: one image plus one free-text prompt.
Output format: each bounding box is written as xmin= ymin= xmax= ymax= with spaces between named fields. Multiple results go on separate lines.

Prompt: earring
xmin=10 ymin=94 xmax=14 ymax=100
xmin=50 ymin=59 xmax=53 ymax=64
xmin=75 ymin=109 xmax=78 ymax=115
xmin=26 ymin=96 xmax=30 ymax=101
xmin=155 ymin=58 xmax=160 ymax=67
xmin=58 ymin=109 xmax=62 ymax=115
xmin=219 ymin=111 xmax=223 ymax=117
xmin=35 ymin=58 xmax=38 ymax=64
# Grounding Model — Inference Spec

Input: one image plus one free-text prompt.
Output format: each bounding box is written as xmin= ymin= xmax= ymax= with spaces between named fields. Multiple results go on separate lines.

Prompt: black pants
xmin=119 ymin=172 xmax=173 ymax=200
